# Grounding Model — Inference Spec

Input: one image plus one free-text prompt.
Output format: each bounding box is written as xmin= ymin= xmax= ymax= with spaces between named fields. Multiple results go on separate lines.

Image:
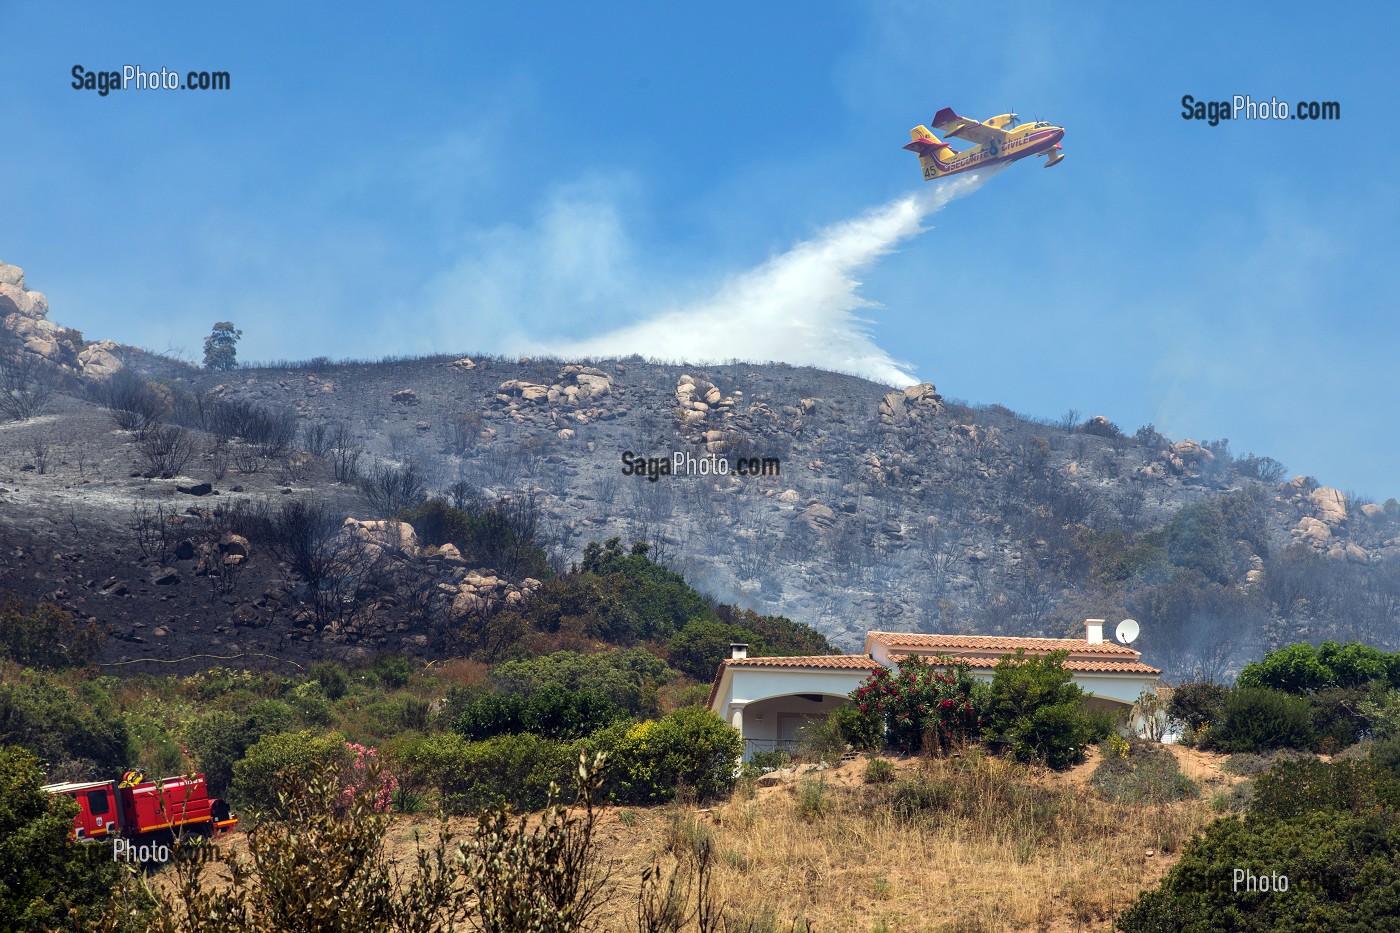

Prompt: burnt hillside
xmin=3 ymin=258 xmax=1399 ymax=677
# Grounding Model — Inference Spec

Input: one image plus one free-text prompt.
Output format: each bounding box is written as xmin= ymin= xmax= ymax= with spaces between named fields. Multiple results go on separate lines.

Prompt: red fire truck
xmin=43 ymin=770 xmax=238 ymax=843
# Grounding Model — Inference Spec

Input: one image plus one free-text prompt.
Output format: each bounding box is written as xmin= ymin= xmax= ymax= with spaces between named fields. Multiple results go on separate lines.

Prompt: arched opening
xmin=738 ymin=692 xmax=851 ymax=760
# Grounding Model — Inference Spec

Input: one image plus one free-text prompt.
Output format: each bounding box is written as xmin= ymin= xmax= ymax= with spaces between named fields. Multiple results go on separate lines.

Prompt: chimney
xmin=1084 ymin=619 xmax=1105 ymax=645
xmin=729 ymin=643 xmax=749 ymax=660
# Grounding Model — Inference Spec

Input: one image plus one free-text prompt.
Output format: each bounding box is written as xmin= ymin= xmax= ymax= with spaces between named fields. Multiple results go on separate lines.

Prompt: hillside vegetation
xmin=10 ymin=578 xmax=1400 ymax=928
xmin=4 ymin=255 xmax=1400 ymax=677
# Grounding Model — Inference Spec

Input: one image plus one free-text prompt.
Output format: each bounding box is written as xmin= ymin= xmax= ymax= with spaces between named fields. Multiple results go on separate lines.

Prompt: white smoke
xmin=543 ymin=172 xmax=993 ymax=387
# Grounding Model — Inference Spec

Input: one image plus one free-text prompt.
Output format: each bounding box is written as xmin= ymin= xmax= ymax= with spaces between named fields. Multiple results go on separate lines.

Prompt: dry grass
xmin=579 ymin=747 xmax=1224 ymax=933
xmin=204 ymin=745 xmax=1233 ymax=932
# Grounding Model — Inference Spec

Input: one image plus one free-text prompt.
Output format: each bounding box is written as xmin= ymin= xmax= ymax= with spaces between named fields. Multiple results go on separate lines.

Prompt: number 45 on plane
xmin=904 ymin=107 xmax=1065 ymax=180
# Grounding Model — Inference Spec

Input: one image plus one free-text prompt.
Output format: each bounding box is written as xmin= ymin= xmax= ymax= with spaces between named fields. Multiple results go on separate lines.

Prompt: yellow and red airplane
xmin=904 ymin=107 xmax=1064 ymax=181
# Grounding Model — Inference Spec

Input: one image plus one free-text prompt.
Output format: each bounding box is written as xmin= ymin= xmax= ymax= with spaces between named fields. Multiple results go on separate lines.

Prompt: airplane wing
xmin=932 ymin=107 xmax=1011 ymax=146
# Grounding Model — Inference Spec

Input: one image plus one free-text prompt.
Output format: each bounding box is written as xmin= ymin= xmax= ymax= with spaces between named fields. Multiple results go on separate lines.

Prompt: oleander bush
xmin=852 ymin=655 xmax=984 ymax=755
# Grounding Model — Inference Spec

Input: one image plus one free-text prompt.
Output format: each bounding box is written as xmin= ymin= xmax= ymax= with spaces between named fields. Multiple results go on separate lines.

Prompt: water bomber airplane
xmin=904 ymin=107 xmax=1064 ymax=181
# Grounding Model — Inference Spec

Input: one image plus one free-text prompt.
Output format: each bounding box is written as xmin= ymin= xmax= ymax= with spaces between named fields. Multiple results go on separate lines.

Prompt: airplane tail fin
xmin=903 ymin=125 xmax=955 ymax=179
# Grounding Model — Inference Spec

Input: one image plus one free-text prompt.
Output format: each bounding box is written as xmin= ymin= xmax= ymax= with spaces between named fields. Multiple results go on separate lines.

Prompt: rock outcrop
xmin=342 ymin=518 xmax=420 ymax=559
xmin=0 ymin=259 xmax=121 ymax=378
xmin=879 ymin=382 xmax=943 ymax=430
xmin=492 ymin=365 xmax=618 ymax=429
xmin=1161 ymin=439 xmax=1214 ymax=475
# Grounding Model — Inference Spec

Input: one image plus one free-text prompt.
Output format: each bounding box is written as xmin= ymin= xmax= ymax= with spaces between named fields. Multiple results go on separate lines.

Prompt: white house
xmin=708 ymin=620 xmax=1161 ymax=758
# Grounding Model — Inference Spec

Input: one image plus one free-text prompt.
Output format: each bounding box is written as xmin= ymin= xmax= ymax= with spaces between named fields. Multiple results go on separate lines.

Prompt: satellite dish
xmin=1116 ymin=619 xmax=1140 ymax=645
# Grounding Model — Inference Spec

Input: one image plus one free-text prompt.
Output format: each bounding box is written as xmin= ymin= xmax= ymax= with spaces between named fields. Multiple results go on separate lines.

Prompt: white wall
xmin=711 ymin=659 xmax=1158 ymax=758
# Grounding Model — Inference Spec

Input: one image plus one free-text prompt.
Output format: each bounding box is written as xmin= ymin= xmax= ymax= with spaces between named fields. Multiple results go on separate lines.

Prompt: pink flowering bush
xmin=338 ymin=742 xmax=398 ymax=813
xmin=852 ymin=656 xmax=985 ymax=754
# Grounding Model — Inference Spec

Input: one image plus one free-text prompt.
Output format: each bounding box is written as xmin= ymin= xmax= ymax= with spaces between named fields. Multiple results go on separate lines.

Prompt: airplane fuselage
xmin=923 ymin=123 xmax=1064 ymax=180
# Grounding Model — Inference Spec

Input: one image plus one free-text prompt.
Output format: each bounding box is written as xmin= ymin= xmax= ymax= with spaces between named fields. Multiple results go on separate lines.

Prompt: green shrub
xmin=983 ymin=650 xmax=1100 ymax=769
xmin=662 ymin=609 xmax=833 ymax=682
xmin=1308 ymin=686 xmax=1372 ymax=752
xmin=1208 ymin=687 xmax=1316 ymax=753
xmin=1120 ymin=759 xmax=1400 ymax=931
xmin=1090 ymin=740 xmax=1197 ymax=804
xmin=520 ymin=686 xmax=622 ymax=739
xmin=597 ymin=706 xmax=742 ymax=804
xmin=123 ymin=711 xmax=186 ymax=777
xmin=0 ymin=747 xmax=130 ymax=931
xmin=0 ymin=595 xmax=105 ymax=670
xmin=742 ymin=748 xmax=792 ymax=775
xmin=309 ymin=661 xmax=348 ymax=700
xmin=399 ymin=696 xmax=431 ymax=731
xmin=247 ymin=698 xmax=296 ymax=737
xmin=1119 ymin=810 xmax=1400 ymax=930
xmin=454 ymin=692 xmax=527 ymax=740
xmin=1237 ymin=641 xmax=1400 ymax=694
xmin=797 ymin=711 xmax=854 ymax=765
xmin=1372 ymin=737 xmax=1400 ymax=777
xmin=489 ymin=648 xmax=671 ymax=718
xmin=284 ymin=680 xmax=333 ymax=726
xmin=369 ymin=655 xmax=413 ymax=688
xmin=667 ymin=618 xmax=763 ymax=682
xmin=577 ymin=538 xmax=713 ymax=641
xmin=1167 ymin=681 xmax=1227 ymax=731
xmin=1358 ymin=688 xmax=1400 ymax=740
xmin=230 ymin=729 xmax=351 ymax=815
xmin=1251 ymin=758 xmax=1400 ymax=820
xmin=453 ymin=686 xmax=622 ymax=741
xmin=831 ymin=702 xmax=883 ymax=752
xmin=714 ymin=606 xmax=834 ymax=656
xmin=183 ymin=710 xmax=253 ymax=795
xmin=392 ymin=732 xmax=576 ymax=813
xmin=864 ymin=758 xmax=895 ymax=784
xmin=0 ymin=675 xmax=129 ymax=776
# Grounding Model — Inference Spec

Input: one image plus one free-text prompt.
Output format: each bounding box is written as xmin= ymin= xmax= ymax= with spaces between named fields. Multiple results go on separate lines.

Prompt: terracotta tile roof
xmin=723 ymin=655 xmax=881 ymax=670
xmin=887 ymin=653 xmax=1161 ymax=676
xmin=1061 ymin=659 xmax=1161 ymax=675
xmin=868 ymin=631 xmax=1141 ymax=657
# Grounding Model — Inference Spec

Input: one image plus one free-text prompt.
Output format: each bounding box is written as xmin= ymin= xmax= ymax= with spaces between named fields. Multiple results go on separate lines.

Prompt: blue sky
xmin=3 ymin=1 xmax=1397 ymax=498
